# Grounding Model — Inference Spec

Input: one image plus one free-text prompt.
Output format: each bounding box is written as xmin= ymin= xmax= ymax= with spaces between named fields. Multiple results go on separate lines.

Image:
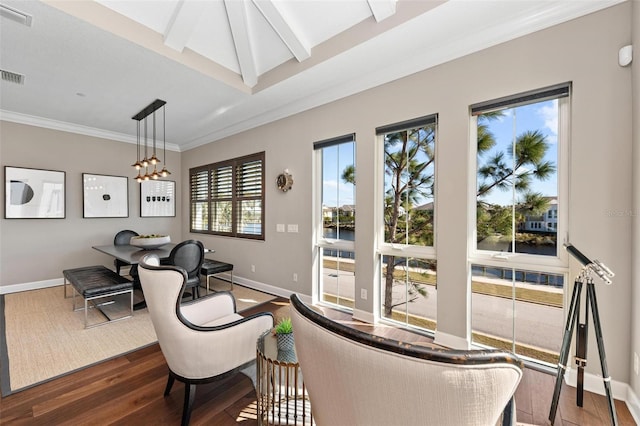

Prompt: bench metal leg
xmin=68 ymin=288 xmax=133 ymax=329
xmin=206 ymin=271 xmax=233 ymax=293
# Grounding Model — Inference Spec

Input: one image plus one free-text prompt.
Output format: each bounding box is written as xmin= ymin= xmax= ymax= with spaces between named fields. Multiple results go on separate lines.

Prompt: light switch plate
xmin=276 ymin=224 xmax=285 ymax=232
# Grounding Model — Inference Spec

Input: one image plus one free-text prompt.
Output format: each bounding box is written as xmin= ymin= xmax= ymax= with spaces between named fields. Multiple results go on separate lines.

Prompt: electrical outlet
xmin=251 ymin=264 xmax=255 ymax=273
xmin=634 ymin=352 xmax=639 ymax=375
xmin=293 ymin=273 xmax=298 ymax=282
xmin=360 ymin=289 xmax=367 ymax=300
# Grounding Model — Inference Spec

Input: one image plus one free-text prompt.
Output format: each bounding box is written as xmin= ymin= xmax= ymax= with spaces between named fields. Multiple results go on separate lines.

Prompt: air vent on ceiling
xmin=0 ymin=4 xmax=32 ymax=27
xmin=1 ymin=69 xmax=25 ymax=85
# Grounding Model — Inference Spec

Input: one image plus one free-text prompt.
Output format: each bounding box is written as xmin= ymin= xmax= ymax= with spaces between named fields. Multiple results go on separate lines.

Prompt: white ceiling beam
xmin=367 ymin=0 xmax=397 ymax=22
xmin=164 ymin=0 xmax=205 ymax=52
xmin=252 ymin=0 xmax=310 ymax=62
xmin=224 ymin=0 xmax=258 ymax=87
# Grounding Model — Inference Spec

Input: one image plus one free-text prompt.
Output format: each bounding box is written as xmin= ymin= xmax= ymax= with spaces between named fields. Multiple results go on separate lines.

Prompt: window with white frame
xmin=376 ymin=114 xmax=437 ymax=332
xmin=190 ymin=152 xmax=265 ymax=240
xmin=469 ymin=83 xmax=570 ymax=365
xmin=314 ymin=135 xmax=356 ymax=309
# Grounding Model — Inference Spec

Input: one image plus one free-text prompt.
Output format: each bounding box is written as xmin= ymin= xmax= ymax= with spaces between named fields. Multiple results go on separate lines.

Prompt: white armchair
xmin=289 ymin=294 xmax=524 ymax=426
xmin=138 ymin=255 xmax=274 ymax=426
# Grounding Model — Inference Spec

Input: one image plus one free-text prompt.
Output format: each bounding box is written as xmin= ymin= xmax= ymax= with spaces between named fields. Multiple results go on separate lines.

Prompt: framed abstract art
xmin=82 ymin=173 xmax=128 ymax=218
xmin=140 ymin=180 xmax=175 ymax=217
xmin=4 ymin=166 xmax=66 ymax=219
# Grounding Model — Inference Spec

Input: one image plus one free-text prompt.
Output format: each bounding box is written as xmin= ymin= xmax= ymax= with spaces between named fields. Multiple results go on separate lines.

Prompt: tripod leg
xmin=549 ymin=280 xmax=582 ymax=424
xmin=586 ymin=282 xmax=619 ymax=425
xmin=575 ymin=323 xmax=587 ymax=406
xmin=576 ymin=287 xmax=589 ymax=407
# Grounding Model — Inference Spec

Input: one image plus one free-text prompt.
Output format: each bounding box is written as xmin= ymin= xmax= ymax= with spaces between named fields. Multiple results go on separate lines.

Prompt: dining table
xmin=92 ymin=243 xmax=214 ymax=309
xmin=92 ymin=243 xmax=177 ymax=266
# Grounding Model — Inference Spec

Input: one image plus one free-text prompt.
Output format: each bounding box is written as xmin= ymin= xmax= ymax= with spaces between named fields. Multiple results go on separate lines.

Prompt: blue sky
xmin=321 ymin=98 xmax=558 ymax=208
xmin=478 ymin=99 xmax=558 ymax=206
xmin=322 ymin=142 xmax=355 ymax=207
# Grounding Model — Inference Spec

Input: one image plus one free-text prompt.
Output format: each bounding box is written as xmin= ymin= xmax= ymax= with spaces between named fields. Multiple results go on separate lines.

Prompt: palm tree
xmin=476 ymin=114 xmax=556 ymax=251
xmin=477 ymin=129 xmax=555 ymax=198
xmin=381 ymin=127 xmax=434 ymax=316
xmin=341 ymin=165 xmax=355 ymax=186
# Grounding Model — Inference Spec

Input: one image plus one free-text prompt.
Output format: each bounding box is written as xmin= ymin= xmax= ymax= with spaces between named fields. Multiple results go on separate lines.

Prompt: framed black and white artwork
xmin=4 ymin=166 xmax=66 ymax=219
xmin=140 ymin=180 xmax=175 ymax=217
xmin=82 ymin=173 xmax=129 ymax=218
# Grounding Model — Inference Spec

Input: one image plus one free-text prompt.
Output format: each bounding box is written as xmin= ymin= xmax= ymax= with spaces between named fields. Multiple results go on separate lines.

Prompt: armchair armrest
xmin=180 ymin=291 xmax=236 ymax=325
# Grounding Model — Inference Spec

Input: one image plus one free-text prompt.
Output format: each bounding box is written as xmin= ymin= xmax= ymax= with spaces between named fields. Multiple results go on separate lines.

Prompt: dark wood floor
xmin=1 ymin=297 xmax=636 ymax=425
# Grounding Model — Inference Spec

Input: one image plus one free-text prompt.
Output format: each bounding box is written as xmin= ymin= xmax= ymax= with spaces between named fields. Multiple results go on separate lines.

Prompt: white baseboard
xmin=232 ymin=275 xmax=295 ymax=300
xmin=434 ymin=330 xmax=471 ymax=349
xmin=627 ymin=385 xmax=640 ymax=424
xmin=565 ymin=368 xmax=639 ymax=422
xmin=0 ymin=278 xmax=63 ymax=294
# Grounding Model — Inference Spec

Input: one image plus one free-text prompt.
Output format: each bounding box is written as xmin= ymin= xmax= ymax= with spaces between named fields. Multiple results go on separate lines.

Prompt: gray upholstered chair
xmin=138 ymin=255 xmax=274 ymax=426
xmin=289 ymin=294 xmax=524 ymax=426
xmin=113 ymin=229 xmax=138 ymax=275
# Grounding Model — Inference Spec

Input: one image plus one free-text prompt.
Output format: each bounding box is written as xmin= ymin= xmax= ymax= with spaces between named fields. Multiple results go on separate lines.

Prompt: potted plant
xmin=274 ymin=317 xmax=295 ymax=351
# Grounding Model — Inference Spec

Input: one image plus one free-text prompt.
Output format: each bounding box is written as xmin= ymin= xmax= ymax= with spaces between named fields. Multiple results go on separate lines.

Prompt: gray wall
xmin=631 ymin=0 xmax=640 ymax=399
xmin=181 ymin=3 xmax=635 ymax=384
xmin=0 ymin=123 xmax=182 ymax=286
xmin=0 ymin=1 xmax=636 ymax=395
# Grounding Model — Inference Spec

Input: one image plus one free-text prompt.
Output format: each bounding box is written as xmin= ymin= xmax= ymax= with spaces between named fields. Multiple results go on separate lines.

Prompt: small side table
xmin=256 ymin=331 xmax=314 ymax=425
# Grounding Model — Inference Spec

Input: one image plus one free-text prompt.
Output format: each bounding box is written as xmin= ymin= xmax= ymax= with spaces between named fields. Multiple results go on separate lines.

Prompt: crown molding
xmin=0 ymin=109 xmax=182 ymax=152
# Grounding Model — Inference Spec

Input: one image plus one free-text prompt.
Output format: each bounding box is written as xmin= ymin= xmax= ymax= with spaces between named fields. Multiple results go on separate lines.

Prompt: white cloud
xmin=537 ymin=100 xmax=558 ymax=144
xmin=323 ymin=179 xmax=338 ymax=189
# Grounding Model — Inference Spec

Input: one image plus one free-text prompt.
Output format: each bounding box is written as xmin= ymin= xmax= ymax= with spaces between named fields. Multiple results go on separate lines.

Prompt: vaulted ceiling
xmin=0 ymin=0 xmax=623 ymax=151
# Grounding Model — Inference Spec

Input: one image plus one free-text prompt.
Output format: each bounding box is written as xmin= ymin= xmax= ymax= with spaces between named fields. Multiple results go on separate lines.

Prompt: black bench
xmin=201 ymin=260 xmax=234 ymax=292
xmin=63 ymin=265 xmax=134 ymax=328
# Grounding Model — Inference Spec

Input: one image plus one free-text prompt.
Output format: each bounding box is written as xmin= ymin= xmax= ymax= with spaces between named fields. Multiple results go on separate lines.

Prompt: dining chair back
xmin=168 ymin=240 xmax=205 ymax=299
xmin=113 ymin=230 xmax=138 ymax=275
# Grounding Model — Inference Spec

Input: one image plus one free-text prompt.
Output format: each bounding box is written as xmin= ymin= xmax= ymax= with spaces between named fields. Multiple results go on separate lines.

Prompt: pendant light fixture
xmin=132 ymin=120 xmax=144 ymax=182
xmin=160 ymin=105 xmax=171 ymax=177
xmin=132 ymin=99 xmax=168 ymax=182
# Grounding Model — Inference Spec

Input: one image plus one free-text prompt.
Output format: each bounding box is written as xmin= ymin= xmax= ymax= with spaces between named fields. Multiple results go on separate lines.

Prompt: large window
xmin=377 ymin=114 xmax=437 ymax=332
xmin=190 ymin=152 xmax=265 ymax=240
xmin=469 ymin=83 xmax=570 ymax=365
xmin=314 ymin=135 xmax=356 ymax=309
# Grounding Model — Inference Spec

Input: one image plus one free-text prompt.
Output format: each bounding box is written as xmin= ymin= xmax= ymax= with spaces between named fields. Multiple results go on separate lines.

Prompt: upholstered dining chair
xmin=166 ymin=239 xmax=205 ymax=300
xmin=113 ymin=229 xmax=138 ymax=275
xmin=289 ymin=294 xmax=524 ymax=426
xmin=138 ymin=255 xmax=274 ymax=426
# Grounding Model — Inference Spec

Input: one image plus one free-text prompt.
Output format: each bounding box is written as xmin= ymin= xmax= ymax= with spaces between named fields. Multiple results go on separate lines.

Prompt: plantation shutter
xmin=236 ymin=154 xmax=264 ymax=237
xmin=189 ymin=152 xmax=265 ymax=239
xmin=190 ymin=169 xmax=209 ymax=231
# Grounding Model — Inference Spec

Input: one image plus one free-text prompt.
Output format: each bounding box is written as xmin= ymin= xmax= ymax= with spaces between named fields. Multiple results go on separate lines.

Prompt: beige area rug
xmin=0 ymin=280 xmax=276 ymax=395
